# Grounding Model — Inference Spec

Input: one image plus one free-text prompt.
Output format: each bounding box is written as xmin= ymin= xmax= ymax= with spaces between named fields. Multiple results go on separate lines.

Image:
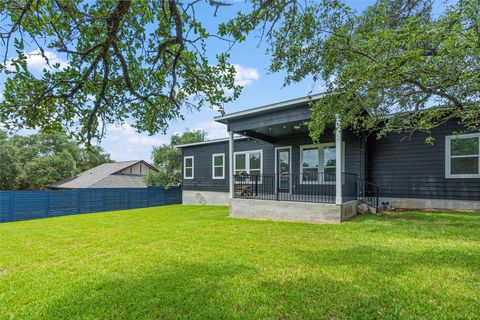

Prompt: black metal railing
xmin=342 ymin=172 xmax=359 ymax=202
xmin=233 ymin=172 xmax=380 ymax=209
xmin=234 ymin=172 xmax=340 ymax=204
xmin=357 ymin=178 xmax=379 ymax=211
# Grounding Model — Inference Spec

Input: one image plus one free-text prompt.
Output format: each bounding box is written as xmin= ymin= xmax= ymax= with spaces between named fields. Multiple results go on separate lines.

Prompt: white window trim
xmin=212 ymin=153 xmax=225 ymax=179
xmin=233 ymin=149 xmax=263 ymax=183
xmin=445 ymin=133 xmax=480 ymax=178
xmin=183 ymin=156 xmax=194 ymax=179
xmin=299 ymin=143 xmax=345 ymax=184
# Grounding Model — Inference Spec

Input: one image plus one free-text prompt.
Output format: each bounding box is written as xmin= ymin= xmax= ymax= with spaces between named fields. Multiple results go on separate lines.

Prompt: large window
xmin=234 ymin=150 xmax=263 ymax=182
xmin=212 ymin=153 xmax=225 ymax=179
xmin=183 ymin=156 xmax=194 ymax=179
xmin=301 ymin=147 xmax=320 ymax=182
xmin=323 ymin=146 xmax=336 ymax=182
xmin=300 ymin=144 xmax=342 ymax=183
xmin=446 ymin=133 xmax=480 ymax=178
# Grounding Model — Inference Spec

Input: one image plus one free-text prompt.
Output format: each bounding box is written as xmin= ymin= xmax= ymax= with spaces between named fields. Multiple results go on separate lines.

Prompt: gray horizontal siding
xmin=367 ymin=120 xmax=480 ymax=201
xmin=182 ymin=139 xmax=274 ymax=192
xmin=182 ymin=141 xmax=229 ymax=192
xmin=181 ymin=130 xmax=363 ymax=193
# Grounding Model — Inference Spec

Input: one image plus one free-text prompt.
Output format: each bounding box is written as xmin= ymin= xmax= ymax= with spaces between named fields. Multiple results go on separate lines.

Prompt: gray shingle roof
xmin=89 ymin=174 xmax=148 ymax=188
xmin=48 ymin=160 xmax=154 ymax=189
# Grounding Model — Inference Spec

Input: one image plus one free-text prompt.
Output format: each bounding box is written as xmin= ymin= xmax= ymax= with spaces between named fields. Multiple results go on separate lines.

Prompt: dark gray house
xmin=177 ymin=94 xmax=480 ymax=223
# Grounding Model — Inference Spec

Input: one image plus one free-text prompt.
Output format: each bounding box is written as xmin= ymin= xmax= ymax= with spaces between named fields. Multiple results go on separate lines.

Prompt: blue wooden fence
xmin=0 ymin=187 xmax=181 ymax=223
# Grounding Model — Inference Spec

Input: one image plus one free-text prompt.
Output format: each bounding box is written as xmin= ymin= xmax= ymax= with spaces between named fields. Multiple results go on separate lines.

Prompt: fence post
xmin=76 ymin=189 xmax=81 ymax=214
xmin=102 ymin=189 xmax=106 ymax=212
xmin=276 ymin=173 xmax=279 ymax=201
xmin=45 ymin=190 xmax=50 ymax=218
xmin=9 ymin=191 xmax=14 ymax=222
xmin=128 ymin=189 xmax=132 ymax=209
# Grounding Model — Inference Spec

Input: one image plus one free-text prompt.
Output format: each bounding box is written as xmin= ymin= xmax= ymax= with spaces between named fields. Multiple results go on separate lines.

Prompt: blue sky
xmin=100 ymin=0 xmax=373 ymax=161
xmin=0 ymin=0 xmax=448 ymax=162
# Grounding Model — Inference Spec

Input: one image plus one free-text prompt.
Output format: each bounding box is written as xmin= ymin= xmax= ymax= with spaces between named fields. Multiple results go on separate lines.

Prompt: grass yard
xmin=1 ymin=206 xmax=480 ymax=319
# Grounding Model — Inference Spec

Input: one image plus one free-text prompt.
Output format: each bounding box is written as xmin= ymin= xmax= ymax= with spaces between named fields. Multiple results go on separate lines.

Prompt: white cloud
xmin=194 ymin=120 xmax=228 ymax=139
xmin=6 ymin=49 xmax=68 ymax=71
xmin=26 ymin=49 xmax=69 ymax=70
xmin=233 ymin=64 xmax=259 ymax=86
xmin=101 ymin=123 xmax=168 ymax=162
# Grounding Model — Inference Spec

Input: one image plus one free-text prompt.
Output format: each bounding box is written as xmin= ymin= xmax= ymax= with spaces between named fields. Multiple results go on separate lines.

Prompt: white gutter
xmin=175 ymin=136 xmax=248 ymax=148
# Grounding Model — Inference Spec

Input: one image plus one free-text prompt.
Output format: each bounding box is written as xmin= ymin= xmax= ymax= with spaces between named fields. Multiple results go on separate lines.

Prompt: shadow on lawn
xmin=39 ymin=262 xmax=254 ymax=319
xmin=37 ymin=259 xmax=478 ymax=319
xmin=294 ymin=215 xmax=480 ymax=276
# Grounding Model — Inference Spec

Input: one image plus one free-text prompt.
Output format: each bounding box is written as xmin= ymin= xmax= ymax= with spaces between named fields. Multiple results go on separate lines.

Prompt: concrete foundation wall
xmin=182 ymin=190 xmax=230 ymax=206
xmin=379 ymin=197 xmax=480 ymax=211
xmin=340 ymin=200 xmax=358 ymax=221
xmin=229 ymin=198 xmax=358 ymax=223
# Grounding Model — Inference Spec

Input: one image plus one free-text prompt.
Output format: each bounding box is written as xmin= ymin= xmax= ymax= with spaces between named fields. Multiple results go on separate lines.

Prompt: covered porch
xmin=214 ymin=96 xmax=378 ymax=222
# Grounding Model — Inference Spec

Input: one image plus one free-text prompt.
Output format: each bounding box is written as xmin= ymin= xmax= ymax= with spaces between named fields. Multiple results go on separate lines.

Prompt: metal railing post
xmin=276 ymin=173 xmax=279 ymax=200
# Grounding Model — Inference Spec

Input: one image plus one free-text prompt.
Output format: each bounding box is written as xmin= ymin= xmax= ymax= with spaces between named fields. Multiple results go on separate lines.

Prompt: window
xmin=446 ymin=133 xmax=480 ymax=178
xmin=323 ymin=146 xmax=336 ymax=182
xmin=212 ymin=153 xmax=225 ymax=179
xmin=184 ymin=156 xmax=194 ymax=179
xmin=234 ymin=150 xmax=263 ymax=182
xmin=301 ymin=147 xmax=319 ymax=182
xmin=300 ymin=144 xmax=343 ymax=184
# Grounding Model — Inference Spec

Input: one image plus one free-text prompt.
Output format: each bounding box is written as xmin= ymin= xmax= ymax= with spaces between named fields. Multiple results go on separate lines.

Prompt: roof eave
xmin=111 ymin=160 xmax=159 ymax=174
xmin=175 ymin=136 xmax=248 ymax=148
xmin=214 ymin=93 xmax=324 ymax=124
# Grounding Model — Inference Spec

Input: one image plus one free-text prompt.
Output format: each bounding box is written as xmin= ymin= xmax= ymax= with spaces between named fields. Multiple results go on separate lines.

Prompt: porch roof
xmin=215 ymin=94 xmax=322 ymax=124
xmin=215 ymin=93 xmax=323 ymax=143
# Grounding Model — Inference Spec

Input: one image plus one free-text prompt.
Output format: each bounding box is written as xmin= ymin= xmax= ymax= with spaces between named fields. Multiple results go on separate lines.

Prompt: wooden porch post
xmin=335 ymin=115 xmax=343 ymax=205
xmin=229 ymin=131 xmax=234 ymax=198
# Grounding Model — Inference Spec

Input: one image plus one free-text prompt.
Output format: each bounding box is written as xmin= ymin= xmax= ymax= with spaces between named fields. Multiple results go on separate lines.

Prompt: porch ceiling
xmin=238 ymin=121 xmax=309 ymax=143
xmin=236 ymin=121 xmax=337 ymax=143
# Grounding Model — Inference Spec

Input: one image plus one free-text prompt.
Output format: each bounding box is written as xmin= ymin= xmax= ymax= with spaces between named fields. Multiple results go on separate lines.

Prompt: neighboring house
xmin=177 ymin=94 xmax=480 ymax=223
xmin=47 ymin=160 xmax=157 ymax=189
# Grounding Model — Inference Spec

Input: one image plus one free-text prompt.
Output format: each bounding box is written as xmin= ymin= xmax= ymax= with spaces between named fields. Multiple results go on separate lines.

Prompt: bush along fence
xmin=0 ymin=187 xmax=181 ymax=223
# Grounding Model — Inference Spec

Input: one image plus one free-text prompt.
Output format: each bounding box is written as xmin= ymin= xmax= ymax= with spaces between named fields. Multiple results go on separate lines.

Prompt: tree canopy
xmin=1 ymin=0 xmax=479 ymax=144
xmin=146 ymin=129 xmax=206 ymax=188
xmin=0 ymin=130 xmax=111 ymax=190
xmin=221 ymin=0 xmax=480 ymax=141
xmin=0 ymin=0 xmax=239 ymax=143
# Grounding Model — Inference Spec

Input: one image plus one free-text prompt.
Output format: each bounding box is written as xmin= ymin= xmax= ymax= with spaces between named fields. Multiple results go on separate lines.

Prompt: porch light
xmin=293 ymin=125 xmax=301 ymax=130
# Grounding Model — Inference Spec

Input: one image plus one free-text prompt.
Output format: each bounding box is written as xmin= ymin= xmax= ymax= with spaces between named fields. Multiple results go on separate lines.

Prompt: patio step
xmin=358 ymin=201 xmax=377 ymax=214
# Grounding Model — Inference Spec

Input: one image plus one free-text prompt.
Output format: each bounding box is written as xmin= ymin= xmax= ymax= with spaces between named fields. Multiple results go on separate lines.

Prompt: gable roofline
xmin=214 ymin=93 xmax=324 ymax=124
xmin=113 ymin=160 xmax=159 ymax=173
xmin=175 ymin=136 xmax=248 ymax=148
xmin=47 ymin=160 xmax=157 ymax=188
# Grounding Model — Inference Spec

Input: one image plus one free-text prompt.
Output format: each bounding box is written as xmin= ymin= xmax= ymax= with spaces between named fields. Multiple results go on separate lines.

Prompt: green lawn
xmin=1 ymin=206 xmax=479 ymax=319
